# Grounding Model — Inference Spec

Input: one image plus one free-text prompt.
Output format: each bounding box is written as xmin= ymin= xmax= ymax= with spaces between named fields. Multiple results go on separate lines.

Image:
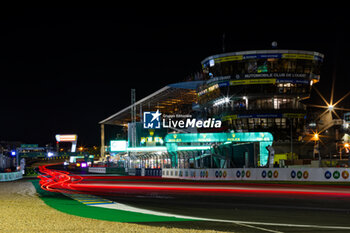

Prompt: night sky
xmin=1 ymin=7 xmax=349 ymax=146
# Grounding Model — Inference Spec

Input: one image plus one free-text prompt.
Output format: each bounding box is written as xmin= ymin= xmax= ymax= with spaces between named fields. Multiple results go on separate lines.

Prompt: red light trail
xmin=38 ymin=164 xmax=350 ymax=198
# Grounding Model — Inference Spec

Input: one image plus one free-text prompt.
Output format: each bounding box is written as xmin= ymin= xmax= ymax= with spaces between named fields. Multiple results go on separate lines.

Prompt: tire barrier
xmin=267 ymin=170 xmax=273 ymax=178
xmin=191 ymin=171 xmax=196 ymax=177
xmin=215 ymin=170 xmax=221 ymax=178
xmin=342 ymin=170 xmax=349 ymax=179
xmin=136 ymin=168 xmax=162 ymax=177
xmin=297 ymin=171 xmax=303 ymax=179
xmin=325 ymin=171 xmax=332 ymax=179
xmin=333 ymin=171 xmax=340 ymax=179
xmin=200 ymin=171 xmax=208 ymax=178
xmin=291 ymin=170 xmax=296 ymax=178
xmin=161 ymin=168 xmax=350 ymax=182
xmin=303 ymin=171 xmax=309 ymax=179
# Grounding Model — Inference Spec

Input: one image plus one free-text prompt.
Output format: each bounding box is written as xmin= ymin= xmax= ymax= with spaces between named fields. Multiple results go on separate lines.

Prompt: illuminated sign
xmin=55 ymin=134 xmax=78 ymax=152
xmin=210 ymin=53 xmax=322 ymax=65
xmin=222 ymin=113 xmax=305 ymax=121
xmin=55 ymin=134 xmax=77 ymax=142
xmin=164 ymin=132 xmax=273 ymax=143
xmin=20 ymin=144 xmax=38 ymax=148
xmin=140 ymin=137 xmax=164 ymax=144
xmin=110 ymin=140 xmax=127 ymax=152
xmin=230 ymin=78 xmax=276 ymax=86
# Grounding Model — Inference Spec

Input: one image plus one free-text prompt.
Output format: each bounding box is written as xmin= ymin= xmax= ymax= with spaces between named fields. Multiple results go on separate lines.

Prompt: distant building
xmin=199 ymin=49 xmax=324 ymax=140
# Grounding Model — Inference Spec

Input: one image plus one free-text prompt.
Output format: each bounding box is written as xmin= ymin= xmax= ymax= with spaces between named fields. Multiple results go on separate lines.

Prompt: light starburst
xmin=307 ymin=77 xmax=350 ymax=134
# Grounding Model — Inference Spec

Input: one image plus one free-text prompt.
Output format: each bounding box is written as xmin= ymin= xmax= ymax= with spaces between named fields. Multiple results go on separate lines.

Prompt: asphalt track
xmin=40 ymin=165 xmax=350 ymax=232
xmin=94 ymin=184 xmax=350 ymax=232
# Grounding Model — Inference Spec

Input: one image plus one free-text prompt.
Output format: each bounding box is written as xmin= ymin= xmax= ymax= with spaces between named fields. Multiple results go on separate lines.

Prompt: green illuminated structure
xmin=165 ymin=132 xmax=273 ymax=167
xmin=119 ymin=132 xmax=273 ymax=168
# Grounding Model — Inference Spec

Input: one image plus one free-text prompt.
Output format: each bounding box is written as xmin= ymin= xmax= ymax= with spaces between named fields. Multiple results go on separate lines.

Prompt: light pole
xmin=312 ymin=133 xmax=320 ymax=160
xmin=290 ymin=118 xmax=293 ymax=160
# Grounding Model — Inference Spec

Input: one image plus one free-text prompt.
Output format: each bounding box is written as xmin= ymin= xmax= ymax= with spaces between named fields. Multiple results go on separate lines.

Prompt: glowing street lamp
xmin=344 ymin=143 xmax=350 ymax=154
xmin=309 ymin=132 xmax=320 ymax=142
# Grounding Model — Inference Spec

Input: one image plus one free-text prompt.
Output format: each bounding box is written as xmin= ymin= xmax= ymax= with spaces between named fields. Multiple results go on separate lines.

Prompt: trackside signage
xmin=143 ymin=110 xmax=222 ymax=129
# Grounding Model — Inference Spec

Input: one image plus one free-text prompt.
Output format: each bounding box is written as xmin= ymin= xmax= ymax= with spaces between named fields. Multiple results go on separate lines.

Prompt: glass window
xmin=246 ymin=60 xmax=257 ymax=73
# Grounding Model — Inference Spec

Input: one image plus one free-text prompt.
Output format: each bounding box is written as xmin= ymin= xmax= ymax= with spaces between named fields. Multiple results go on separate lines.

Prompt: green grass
xmin=31 ymin=180 xmax=191 ymax=223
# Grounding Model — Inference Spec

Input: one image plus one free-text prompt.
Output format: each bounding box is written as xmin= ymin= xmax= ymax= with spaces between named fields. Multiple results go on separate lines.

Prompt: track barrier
xmin=0 ymin=171 xmax=23 ymax=182
xmin=162 ymin=168 xmax=350 ymax=182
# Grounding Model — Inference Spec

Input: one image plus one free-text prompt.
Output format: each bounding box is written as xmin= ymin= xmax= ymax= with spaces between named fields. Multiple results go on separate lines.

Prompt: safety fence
xmin=0 ymin=171 xmax=23 ymax=182
xmin=41 ymin=156 xmax=69 ymax=161
xmin=162 ymin=168 xmax=350 ymax=182
xmin=135 ymin=168 xmax=162 ymax=177
xmin=88 ymin=167 xmax=127 ymax=175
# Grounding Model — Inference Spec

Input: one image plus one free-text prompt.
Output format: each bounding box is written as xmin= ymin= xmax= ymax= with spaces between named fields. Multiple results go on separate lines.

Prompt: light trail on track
xmin=38 ymin=164 xmax=350 ymax=198
xmin=37 ymin=163 xmax=350 ymax=232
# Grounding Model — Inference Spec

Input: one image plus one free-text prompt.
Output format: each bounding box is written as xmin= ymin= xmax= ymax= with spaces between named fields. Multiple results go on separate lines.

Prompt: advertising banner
xmin=162 ymin=168 xmax=350 ymax=182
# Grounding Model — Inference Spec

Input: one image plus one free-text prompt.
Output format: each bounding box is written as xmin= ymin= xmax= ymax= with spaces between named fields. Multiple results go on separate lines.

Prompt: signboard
xmin=162 ymin=168 xmax=350 ymax=182
xmin=110 ymin=140 xmax=127 ymax=152
xmin=55 ymin=134 xmax=78 ymax=152
xmin=222 ymin=113 xmax=306 ymax=121
xmin=20 ymin=144 xmax=38 ymax=148
xmin=164 ymin=132 xmax=273 ymax=143
xmin=55 ymin=134 xmax=77 ymax=142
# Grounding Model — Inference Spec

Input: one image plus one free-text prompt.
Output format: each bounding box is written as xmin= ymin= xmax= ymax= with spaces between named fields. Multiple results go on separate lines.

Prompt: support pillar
xmin=100 ymin=124 xmax=105 ymax=157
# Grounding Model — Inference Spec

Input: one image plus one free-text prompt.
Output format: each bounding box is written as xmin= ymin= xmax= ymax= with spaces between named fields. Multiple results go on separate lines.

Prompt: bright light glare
xmin=213 ymin=97 xmax=230 ymax=106
xmin=328 ymin=105 xmax=334 ymax=111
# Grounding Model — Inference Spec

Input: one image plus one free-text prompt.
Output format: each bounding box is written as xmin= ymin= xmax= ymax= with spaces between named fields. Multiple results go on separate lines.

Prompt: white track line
xmin=92 ymin=201 xmax=350 ymax=231
xmin=65 ymin=193 xmax=350 ymax=231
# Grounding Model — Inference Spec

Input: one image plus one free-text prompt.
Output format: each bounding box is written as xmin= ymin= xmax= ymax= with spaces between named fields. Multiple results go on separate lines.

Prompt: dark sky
xmin=0 ymin=7 xmax=349 ymax=146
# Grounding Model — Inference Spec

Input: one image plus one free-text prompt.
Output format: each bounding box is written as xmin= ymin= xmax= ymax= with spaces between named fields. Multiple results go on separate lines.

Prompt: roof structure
xmin=99 ymin=81 xmax=203 ymax=126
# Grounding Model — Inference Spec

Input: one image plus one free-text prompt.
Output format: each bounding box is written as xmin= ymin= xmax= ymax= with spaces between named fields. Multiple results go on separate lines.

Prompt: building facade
xmin=198 ymin=50 xmax=324 ymax=141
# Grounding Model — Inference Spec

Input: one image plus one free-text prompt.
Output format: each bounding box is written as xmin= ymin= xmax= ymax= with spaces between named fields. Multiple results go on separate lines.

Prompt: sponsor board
xmin=162 ymin=168 xmax=350 ymax=182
